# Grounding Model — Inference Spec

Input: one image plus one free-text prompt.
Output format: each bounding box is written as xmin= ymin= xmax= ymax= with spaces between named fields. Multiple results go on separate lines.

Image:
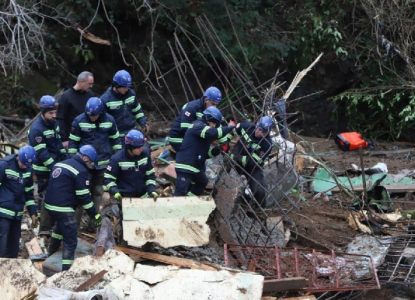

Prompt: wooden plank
xmin=114 ymin=246 xmax=217 ymax=271
xmin=262 ymin=296 xmax=316 ymax=300
xmin=74 ymin=270 xmax=108 ymax=292
xmin=331 ymin=183 xmax=415 ymax=193
xmin=369 ymin=148 xmax=415 ymax=156
xmin=25 ymin=237 xmax=43 ymax=272
xmin=263 ymin=277 xmax=307 ymax=293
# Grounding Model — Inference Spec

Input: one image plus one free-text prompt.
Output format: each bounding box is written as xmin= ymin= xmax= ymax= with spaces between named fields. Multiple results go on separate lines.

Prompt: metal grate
xmin=224 ymin=244 xmax=381 ymax=292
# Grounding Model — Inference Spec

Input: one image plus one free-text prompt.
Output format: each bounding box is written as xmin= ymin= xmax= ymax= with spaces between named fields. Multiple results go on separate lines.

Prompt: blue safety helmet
xmin=79 ymin=145 xmax=98 ymax=164
xmin=113 ymin=70 xmax=132 ymax=88
xmin=256 ymin=116 xmax=274 ymax=133
xmin=85 ymin=97 xmax=103 ymax=116
xmin=18 ymin=146 xmax=36 ymax=166
xmin=39 ymin=95 xmax=58 ymax=110
xmin=203 ymin=86 xmax=222 ymax=103
xmin=203 ymin=107 xmax=222 ymax=126
xmin=125 ymin=129 xmax=146 ymax=147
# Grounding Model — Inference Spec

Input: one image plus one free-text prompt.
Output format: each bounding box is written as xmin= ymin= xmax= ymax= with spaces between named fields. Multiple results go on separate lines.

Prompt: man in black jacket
xmin=56 ymin=71 xmax=94 ymax=149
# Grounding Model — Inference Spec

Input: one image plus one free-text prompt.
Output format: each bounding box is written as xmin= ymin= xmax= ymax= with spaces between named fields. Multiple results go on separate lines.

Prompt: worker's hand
xmin=114 ymin=192 xmax=122 ymax=202
xmin=62 ymin=141 xmax=69 ymax=150
xmin=228 ymin=120 xmax=236 ymax=128
xmin=31 ymin=215 xmax=38 ymax=229
xmin=151 ymin=191 xmax=158 ymax=202
xmin=143 ymin=123 xmax=150 ymax=134
xmin=93 ymin=214 xmax=102 ymax=227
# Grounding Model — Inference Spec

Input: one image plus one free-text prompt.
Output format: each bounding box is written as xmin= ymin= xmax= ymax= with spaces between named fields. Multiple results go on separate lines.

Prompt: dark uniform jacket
xmin=68 ymin=113 xmax=121 ymax=169
xmin=56 ymin=88 xmax=94 ymax=141
xmin=104 ymin=148 xmax=156 ymax=198
xmin=100 ymin=87 xmax=146 ymax=136
xmin=0 ymin=155 xmax=36 ymax=220
xmin=175 ymin=119 xmax=233 ymax=174
xmin=28 ymin=116 xmax=66 ymax=175
xmin=231 ymin=122 xmax=273 ymax=170
xmin=44 ymin=155 xmax=96 ymax=217
xmin=169 ymin=98 xmax=228 ymax=146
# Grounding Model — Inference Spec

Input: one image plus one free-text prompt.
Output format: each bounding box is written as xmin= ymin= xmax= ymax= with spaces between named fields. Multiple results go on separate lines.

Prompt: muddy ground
xmin=287 ymin=136 xmax=415 ymax=251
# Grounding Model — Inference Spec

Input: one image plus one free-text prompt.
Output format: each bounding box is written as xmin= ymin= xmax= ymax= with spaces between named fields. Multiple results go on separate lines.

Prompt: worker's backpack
xmin=335 ymin=132 xmax=368 ymax=151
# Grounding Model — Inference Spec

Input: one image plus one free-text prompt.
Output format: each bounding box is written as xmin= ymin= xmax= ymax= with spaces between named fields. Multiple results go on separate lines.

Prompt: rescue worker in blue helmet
xmin=104 ymin=129 xmax=157 ymax=201
xmin=100 ymin=70 xmax=149 ymax=145
xmin=169 ymin=86 xmax=229 ymax=154
xmin=0 ymin=145 xmax=37 ymax=258
xmin=69 ymin=97 xmax=121 ymax=221
xmin=45 ymin=145 xmax=102 ymax=271
xmin=230 ymin=116 xmax=274 ymax=208
xmin=28 ymin=95 xmax=67 ymax=236
xmin=174 ymin=107 xmax=235 ymax=196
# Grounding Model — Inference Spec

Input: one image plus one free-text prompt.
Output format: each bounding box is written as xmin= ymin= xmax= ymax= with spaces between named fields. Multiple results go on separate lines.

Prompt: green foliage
xmin=75 ymin=45 xmax=94 ymax=64
xmin=333 ymin=89 xmax=415 ymax=140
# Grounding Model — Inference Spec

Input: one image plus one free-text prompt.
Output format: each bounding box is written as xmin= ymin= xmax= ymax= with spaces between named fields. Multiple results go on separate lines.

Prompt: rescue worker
xmin=169 ymin=86 xmax=226 ymax=153
xmin=104 ymin=129 xmax=157 ymax=201
xmin=230 ymin=116 xmax=274 ymax=207
xmin=0 ymin=146 xmax=38 ymax=258
xmin=100 ymin=70 xmax=149 ymax=145
xmin=28 ymin=95 xmax=67 ymax=235
xmin=174 ymin=107 xmax=235 ymax=196
xmin=45 ymin=145 xmax=102 ymax=271
xmin=56 ymin=71 xmax=95 ymax=149
xmin=68 ymin=97 xmax=121 ymax=214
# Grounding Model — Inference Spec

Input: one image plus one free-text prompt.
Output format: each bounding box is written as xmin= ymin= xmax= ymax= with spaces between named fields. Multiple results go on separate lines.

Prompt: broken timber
xmin=114 ymin=246 xmax=217 ymax=271
xmin=74 ymin=270 xmax=108 ymax=292
xmin=122 ymin=195 xmax=215 ymax=248
xmin=263 ymin=277 xmax=307 ymax=293
xmin=25 ymin=237 xmax=44 ymax=272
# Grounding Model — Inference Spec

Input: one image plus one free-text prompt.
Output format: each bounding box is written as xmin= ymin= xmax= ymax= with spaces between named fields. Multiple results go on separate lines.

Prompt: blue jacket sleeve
xmin=132 ymin=95 xmax=147 ymax=126
xmin=103 ymin=157 xmax=120 ymax=196
xmin=179 ymin=105 xmax=198 ymax=136
xmin=109 ymin=121 xmax=122 ymax=152
xmin=68 ymin=118 xmax=81 ymax=155
xmin=24 ymin=170 xmax=37 ymax=217
xmin=75 ymin=170 xmax=96 ymax=218
xmin=145 ymin=152 xmax=156 ymax=194
xmin=28 ymin=128 xmax=56 ymax=170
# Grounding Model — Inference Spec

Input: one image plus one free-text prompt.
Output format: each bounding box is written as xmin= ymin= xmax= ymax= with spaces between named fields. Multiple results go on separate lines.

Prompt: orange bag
xmin=335 ymin=132 xmax=368 ymax=151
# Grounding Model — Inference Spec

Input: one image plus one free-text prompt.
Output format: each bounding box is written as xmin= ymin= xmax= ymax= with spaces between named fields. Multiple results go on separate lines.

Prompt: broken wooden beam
xmin=74 ymin=270 xmax=108 ymax=292
xmin=114 ymin=246 xmax=217 ymax=271
xmin=263 ymin=277 xmax=307 ymax=293
xmin=25 ymin=237 xmax=44 ymax=272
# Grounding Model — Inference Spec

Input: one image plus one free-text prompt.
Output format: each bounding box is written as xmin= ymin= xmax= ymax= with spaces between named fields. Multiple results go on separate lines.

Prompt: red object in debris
xmin=223 ymin=244 xmax=380 ymax=292
xmin=335 ymin=132 xmax=368 ymax=151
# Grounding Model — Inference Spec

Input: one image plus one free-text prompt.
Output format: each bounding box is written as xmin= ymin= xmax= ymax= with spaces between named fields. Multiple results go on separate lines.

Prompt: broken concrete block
xmin=214 ymin=168 xmax=245 ymax=220
xmin=0 ymin=258 xmax=46 ymax=300
xmin=122 ymin=196 xmax=216 ymax=248
xmin=133 ymin=264 xmax=264 ymax=300
xmin=346 ymin=235 xmax=391 ymax=267
xmin=44 ymin=249 xmax=135 ymax=290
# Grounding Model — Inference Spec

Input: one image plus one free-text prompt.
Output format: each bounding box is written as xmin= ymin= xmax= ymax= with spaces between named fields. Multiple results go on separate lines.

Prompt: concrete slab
xmin=44 ymin=249 xmax=135 ymax=290
xmin=122 ymin=196 xmax=216 ymax=248
xmin=0 ymin=258 xmax=46 ymax=300
xmin=42 ymin=238 xmax=94 ymax=277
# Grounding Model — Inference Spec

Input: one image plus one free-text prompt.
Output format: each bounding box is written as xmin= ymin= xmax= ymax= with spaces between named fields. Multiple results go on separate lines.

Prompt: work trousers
xmin=173 ymin=170 xmax=209 ymax=197
xmin=0 ymin=217 xmax=22 ymax=258
xmin=47 ymin=210 xmax=78 ymax=271
xmin=37 ymin=173 xmax=54 ymax=234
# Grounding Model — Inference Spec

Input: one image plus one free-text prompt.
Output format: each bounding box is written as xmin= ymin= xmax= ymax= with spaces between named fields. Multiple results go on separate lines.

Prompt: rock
xmin=0 ymin=258 xmax=46 ymax=300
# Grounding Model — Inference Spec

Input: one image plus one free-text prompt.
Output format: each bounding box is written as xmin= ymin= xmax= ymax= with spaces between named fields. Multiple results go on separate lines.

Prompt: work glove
xmin=93 ymin=214 xmax=102 ymax=228
xmin=151 ymin=191 xmax=158 ymax=202
xmin=103 ymin=185 xmax=109 ymax=192
xmin=114 ymin=192 xmax=122 ymax=202
xmin=220 ymin=143 xmax=230 ymax=153
xmin=228 ymin=120 xmax=236 ymax=129
xmin=31 ymin=215 xmax=38 ymax=229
